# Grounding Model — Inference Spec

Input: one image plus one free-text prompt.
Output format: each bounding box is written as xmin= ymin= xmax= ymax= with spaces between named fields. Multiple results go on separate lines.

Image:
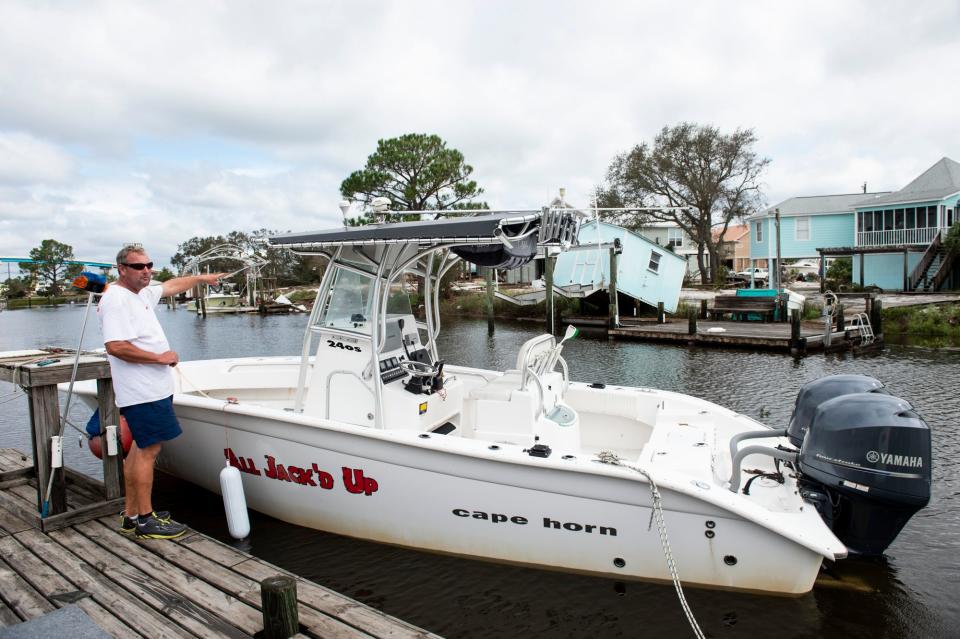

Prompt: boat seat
xmin=461 ymin=333 xmax=569 ymax=444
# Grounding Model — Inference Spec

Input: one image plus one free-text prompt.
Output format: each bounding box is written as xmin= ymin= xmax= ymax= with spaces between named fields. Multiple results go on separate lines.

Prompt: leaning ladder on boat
xmin=595 ymin=451 xmax=706 ymax=639
xmin=851 ymin=313 xmax=875 ymax=344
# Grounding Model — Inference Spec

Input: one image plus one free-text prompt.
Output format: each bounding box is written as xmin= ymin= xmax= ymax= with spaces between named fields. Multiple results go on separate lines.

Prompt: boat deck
xmin=0 ymin=448 xmax=440 ymax=639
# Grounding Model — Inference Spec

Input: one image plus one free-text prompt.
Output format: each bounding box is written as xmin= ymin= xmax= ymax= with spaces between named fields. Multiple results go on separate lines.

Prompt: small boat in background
xmin=186 ymin=289 xmax=243 ymax=313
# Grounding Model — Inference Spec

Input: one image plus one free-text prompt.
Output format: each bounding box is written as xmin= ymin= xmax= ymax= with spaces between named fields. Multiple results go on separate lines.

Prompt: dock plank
xmin=0 ymin=501 xmax=33 ymax=536
xmin=176 ymin=531 xmax=249 ymax=568
xmin=57 ymin=524 xmax=255 ymax=639
xmin=0 ymin=556 xmax=55 ymax=620
xmin=0 ymin=534 xmax=139 ymax=639
xmin=0 ymin=450 xmax=31 ymax=473
xmin=0 ymin=488 xmax=39 ymax=528
xmin=0 ymin=600 xmax=20 ymax=627
xmin=13 ymin=528 xmax=196 ymax=639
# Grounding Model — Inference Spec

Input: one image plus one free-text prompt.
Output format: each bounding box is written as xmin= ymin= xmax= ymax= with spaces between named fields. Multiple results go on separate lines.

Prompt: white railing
xmin=856 ymin=227 xmax=940 ymax=247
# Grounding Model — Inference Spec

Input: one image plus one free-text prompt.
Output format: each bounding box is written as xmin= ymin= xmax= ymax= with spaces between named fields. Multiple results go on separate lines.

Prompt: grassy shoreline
xmin=882 ymin=302 xmax=960 ymax=339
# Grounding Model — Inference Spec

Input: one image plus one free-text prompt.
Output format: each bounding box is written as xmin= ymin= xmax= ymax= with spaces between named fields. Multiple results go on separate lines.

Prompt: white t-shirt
xmin=97 ymin=284 xmax=175 ymax=407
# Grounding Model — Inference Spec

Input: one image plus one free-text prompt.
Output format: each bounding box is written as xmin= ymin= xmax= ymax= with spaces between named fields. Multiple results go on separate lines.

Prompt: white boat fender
xmin=220 ymin=462 xmax=251 ymax=540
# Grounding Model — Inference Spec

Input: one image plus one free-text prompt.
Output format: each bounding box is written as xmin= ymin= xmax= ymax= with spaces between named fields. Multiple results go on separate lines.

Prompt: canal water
xmin=1 ymin=305 xmax=957 ymax=638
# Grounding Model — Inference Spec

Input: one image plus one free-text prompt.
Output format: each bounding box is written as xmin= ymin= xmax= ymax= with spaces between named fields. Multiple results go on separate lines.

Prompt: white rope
xmin=596 ymin=451 xmax=706 ymax=639
xmin=174 ymin=366 xmax=215 ymax=400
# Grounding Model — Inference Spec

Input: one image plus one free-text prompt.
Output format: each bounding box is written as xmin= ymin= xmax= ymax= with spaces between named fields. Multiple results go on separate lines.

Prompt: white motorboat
xmin=186 ymin=291 xmax=243 ymax=313
xmin=75 ymin=209 xmax=930 ymax=595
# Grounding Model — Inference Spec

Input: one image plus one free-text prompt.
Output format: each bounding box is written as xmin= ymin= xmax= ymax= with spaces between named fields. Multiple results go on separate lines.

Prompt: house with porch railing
xmin=747 ymin=157 xmax=959 ymax=292
xmin=825 ymin=157 xmax=960 ymax=291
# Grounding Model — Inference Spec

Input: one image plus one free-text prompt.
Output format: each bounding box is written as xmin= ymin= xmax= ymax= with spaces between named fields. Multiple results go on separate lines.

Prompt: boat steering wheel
xmin=399 ymin=360 xmax=437 ymax=378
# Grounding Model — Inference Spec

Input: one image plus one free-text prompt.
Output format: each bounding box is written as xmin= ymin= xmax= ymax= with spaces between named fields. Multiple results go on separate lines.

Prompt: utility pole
xmin=775 ymin=208 xmax=782 ymax=292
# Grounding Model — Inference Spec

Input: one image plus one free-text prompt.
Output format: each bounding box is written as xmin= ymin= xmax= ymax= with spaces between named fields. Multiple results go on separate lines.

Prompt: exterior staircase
xmin=908 ymin=231 xmax=956 ymax=292
xmin=920 ymin=247 xmax=948 ymax=291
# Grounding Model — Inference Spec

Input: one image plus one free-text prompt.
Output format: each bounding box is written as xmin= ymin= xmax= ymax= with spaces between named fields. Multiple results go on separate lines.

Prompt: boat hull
xmin=160 ymin=399 xmax=825 ymax=595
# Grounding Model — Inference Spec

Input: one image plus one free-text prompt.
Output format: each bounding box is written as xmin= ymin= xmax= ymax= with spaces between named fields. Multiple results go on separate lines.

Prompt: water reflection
xmin=1 ymin=308 xmax=957 ymax=637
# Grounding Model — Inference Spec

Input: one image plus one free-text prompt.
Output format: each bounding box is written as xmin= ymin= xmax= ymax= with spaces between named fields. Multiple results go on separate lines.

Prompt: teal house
xmin=844 ymin=157 xmax=960 ymax=291
xmin=552 ymin=220 xmax=687 ymax=313
xmin=747 ymin=157 xmax=960 ymax=291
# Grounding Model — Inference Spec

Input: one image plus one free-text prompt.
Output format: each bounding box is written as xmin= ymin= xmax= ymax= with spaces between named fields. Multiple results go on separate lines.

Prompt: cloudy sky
xmin=1 ymin=1 xmax=958 ymax=269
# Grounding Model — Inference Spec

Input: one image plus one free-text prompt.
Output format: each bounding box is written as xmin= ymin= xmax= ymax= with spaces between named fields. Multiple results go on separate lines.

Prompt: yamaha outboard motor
xmin=796 ymin=391 xmax=931 ymax=556
xmin=787 ymin=374 xmax=887 ymax=448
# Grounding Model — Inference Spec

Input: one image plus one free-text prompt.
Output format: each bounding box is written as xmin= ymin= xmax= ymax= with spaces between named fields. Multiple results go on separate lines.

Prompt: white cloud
xmin=0 ymin=133 xmax=74 ymax=185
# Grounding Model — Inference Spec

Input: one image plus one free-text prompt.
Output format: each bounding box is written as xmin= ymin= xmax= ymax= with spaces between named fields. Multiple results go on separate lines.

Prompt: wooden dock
xmin=0 ymin=448 xmax=440 ymax=639
xmin=609 ymin=319 xmax=878 ymax=354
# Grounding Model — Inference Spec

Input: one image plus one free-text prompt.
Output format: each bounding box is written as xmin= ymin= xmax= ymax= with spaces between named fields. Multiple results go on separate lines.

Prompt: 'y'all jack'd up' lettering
xmin=224 ymin=448 xmax=379 ymax=496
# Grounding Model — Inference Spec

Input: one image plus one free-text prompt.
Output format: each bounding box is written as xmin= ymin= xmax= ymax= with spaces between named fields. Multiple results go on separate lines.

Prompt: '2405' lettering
xmin=327 ymin=340 xmax=361 ymax=352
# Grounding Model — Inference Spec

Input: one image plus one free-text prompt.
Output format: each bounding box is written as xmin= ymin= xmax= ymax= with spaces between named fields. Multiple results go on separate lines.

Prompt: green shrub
xmin=826 ymin=257 xmax=852 ymax=284
xmin=945 ymin=223 xmax=960 ymax=254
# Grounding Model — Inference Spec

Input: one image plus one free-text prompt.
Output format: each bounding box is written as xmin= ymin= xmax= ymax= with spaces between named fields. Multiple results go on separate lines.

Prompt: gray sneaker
xmin=120 ymin=510 xmax=170 ymax=534
xmin=135 ymin=512 xmax=187 ymax=539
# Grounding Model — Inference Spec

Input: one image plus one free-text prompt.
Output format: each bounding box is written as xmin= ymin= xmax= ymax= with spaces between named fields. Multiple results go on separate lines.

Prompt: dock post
xmin=607 ymin=248 xmax=618 ymax=328
xmin=871 ymin=298 xmax=883 ymax=335
xmin=27 ymin=384 xmax=66 ymax=516
xmin=836 ymin=304 xmax=845 ymax=331
xmin=261 ymin=575 xmax=299 ymax=639
xmin=688 ymin=309 xmax=697 ymax=335
xmin=699 ymin=299 xmax=707 ymax=319
xmin=96 ymin=378 xmax=124 ymax=500
xmin=485 ymin=268 xmax=495 ymax=335
xmin=656 ymin=302 xmax=665 ymax=324
xmin=546 ymin=253 xmax=556 ymax=334
xmin=790 ymin=312 xmax=803 ymax=355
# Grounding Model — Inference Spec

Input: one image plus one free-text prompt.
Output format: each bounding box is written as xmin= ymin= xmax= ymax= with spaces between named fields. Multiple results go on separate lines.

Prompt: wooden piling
xmin=26 ymin=384 xmax=66 ymax=516
xmin=700 ymin=299 xmax=708 ymax=320
xmin=607 ymin=248 xmax=618 ymax=329
xmin=95 ymin=378 xmax=123 ymax=500
xmin=261 ymin=575 xmax=299 ymax=639
xmin=790 ymin=312 xmax=802 ymax=349
xmin=871 ymin=298 xmax=883 ymax=335
xmin=657 ymin=302 xmax=665 ymax=324
xmin=688 ymin=310 xmax=697 ymax=335
xmin=836 ymin=304 xmax=845 ymax=331
xmin=485 ymin=268 xmax=495 ymax=334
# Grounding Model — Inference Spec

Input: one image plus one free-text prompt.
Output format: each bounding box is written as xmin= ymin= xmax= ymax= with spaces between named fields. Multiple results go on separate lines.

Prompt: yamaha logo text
xmin=867 ymin=450 xmax=923 ymax=468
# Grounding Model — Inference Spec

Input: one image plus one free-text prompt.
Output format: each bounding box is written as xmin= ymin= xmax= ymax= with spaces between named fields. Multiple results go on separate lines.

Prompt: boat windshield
xmin=319 ymin=268 xmax=413 ymax=335
xmin=317 ymin=268 xmax=374 ymax=334
xmin=386 ymin=279 xmax=414 ymax=317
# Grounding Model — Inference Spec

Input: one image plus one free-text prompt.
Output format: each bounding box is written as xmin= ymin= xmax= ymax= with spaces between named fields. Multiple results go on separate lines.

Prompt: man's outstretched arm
xmin=161 ymin=273 xmax=225 ymax=297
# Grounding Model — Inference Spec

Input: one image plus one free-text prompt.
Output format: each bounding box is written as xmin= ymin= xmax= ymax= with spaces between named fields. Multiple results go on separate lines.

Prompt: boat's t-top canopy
xmin=270 ymin=208 xmax=579 ymax=269
xmin=270 ymin=208 xmax=582 ymax=419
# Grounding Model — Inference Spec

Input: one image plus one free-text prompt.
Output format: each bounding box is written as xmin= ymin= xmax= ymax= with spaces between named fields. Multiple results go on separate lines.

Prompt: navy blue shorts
xmin=119 ymin=396 xmax=182 ymax=448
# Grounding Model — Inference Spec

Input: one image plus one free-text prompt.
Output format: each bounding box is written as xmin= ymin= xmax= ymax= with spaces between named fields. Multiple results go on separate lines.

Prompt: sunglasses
xmin=122 ymin=262 xmax=154 ymax=271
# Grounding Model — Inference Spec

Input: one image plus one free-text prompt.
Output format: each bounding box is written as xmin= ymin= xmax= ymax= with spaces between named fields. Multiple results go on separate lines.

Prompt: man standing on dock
xmin=97 ymin=244 xmax=223 ymax=539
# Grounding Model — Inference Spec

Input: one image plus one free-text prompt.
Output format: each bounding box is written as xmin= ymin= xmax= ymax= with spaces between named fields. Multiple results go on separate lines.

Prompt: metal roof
xmin=748 ymin=193 xmax=891 ymax=220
